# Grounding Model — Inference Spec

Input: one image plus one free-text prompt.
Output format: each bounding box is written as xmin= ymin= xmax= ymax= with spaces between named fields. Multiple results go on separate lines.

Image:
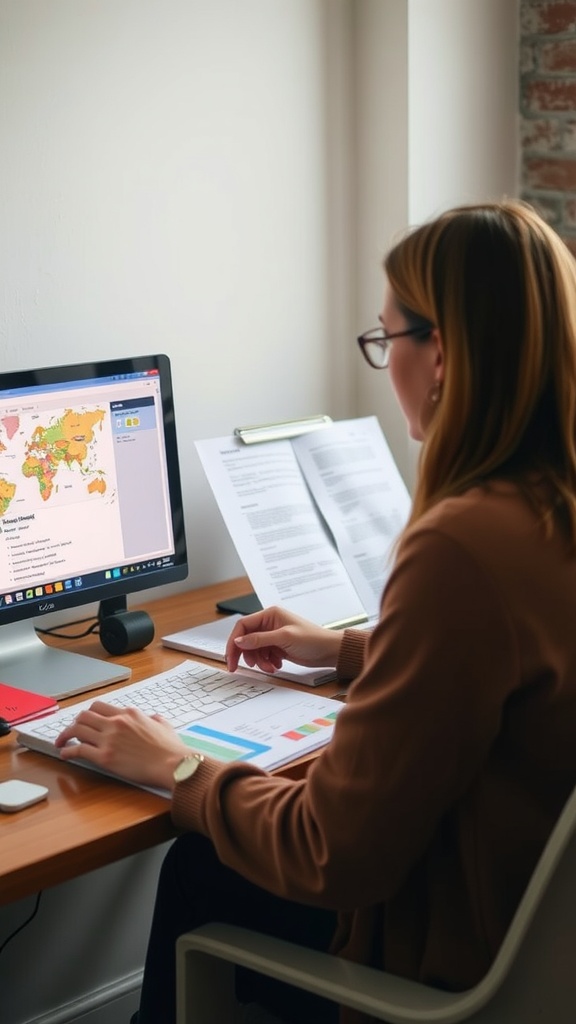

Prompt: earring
xmin=428 ymin=381 xmax=442 ymax=405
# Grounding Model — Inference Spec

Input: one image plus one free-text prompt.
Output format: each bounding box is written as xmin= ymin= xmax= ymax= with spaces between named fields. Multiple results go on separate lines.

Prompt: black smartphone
xmin=216 ymin=593 xmax=263 ymax=615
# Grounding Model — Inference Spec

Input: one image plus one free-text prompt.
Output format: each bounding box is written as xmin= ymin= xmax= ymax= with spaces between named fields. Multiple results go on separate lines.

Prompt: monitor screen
xmin=0 ymin=353 xmax=188 ymax=697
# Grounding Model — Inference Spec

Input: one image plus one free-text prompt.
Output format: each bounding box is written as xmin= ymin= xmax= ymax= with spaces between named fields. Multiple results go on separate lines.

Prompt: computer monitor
xmin=0 ymin=353 xmax=188 ymax=697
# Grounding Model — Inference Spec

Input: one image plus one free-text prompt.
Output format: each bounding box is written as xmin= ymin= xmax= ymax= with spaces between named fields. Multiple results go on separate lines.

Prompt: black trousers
xmin=136 ymin=832 xmax=340 ymax=1024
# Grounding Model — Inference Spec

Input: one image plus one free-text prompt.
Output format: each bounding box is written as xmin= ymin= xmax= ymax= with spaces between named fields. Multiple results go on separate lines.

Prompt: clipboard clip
xmin=234 ymin=414 xmax=333 ymax=445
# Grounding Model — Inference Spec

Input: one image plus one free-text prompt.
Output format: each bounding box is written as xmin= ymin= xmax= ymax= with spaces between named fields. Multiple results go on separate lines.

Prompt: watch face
xmin=174 ymin=754 xmax=203 ymax=782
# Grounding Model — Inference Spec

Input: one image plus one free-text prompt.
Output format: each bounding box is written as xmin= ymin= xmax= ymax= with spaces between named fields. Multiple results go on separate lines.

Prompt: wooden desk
xmin=0 ymin=578 xmax=335 ymax=906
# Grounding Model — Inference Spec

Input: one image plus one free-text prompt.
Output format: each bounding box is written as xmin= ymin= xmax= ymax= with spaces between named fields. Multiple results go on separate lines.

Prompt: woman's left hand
xmin=55 ymin=701 xmax=193 ymax=792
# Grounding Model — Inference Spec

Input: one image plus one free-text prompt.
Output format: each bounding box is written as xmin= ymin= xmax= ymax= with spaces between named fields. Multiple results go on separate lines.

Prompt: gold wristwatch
xmin=173 ymin=753 xmax=204 ymax=783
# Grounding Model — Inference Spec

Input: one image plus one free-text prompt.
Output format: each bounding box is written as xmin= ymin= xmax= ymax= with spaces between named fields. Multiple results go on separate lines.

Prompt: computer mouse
xmin=0 ymin=718 xmax=11 ymax=737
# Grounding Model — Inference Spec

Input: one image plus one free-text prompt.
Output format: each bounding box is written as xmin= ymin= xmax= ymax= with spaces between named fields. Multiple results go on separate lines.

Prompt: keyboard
xmin=16 ymin=659 xmax=275 ymax=758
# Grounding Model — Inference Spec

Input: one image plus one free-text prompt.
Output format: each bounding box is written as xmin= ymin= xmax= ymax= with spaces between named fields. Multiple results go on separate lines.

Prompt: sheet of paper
xmin=16 ymin=659 xmax=344 ymax=792
xmin=175 ymin=685 xmax=343 ymax=771
xmin=292 ymin=417 xmax=411 ymax=619
xmin=195 ymin=435 xmax=366 ymax=626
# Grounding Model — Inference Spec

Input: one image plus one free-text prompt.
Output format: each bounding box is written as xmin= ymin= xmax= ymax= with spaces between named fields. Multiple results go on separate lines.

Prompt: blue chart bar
xmin=180 ymin=723 xmax=270 ymax=763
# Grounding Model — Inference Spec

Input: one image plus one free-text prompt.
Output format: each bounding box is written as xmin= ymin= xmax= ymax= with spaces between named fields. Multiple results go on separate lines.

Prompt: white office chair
xmin=176 ymin=781 xmax=576 ymax=1023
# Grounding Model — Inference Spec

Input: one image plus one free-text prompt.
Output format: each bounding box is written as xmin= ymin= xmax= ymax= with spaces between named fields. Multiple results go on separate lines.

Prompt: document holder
xmin=234 ymin=414 xmax=332 ymax=445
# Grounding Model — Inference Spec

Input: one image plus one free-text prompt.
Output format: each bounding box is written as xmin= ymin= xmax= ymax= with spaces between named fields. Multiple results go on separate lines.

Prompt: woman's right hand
xmin=225 ymin=606 xmax=342 ymax=675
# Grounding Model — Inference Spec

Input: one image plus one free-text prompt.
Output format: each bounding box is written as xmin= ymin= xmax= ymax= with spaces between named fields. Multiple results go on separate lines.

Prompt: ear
xmin=431 ymin=328 xmax=444 ymax=383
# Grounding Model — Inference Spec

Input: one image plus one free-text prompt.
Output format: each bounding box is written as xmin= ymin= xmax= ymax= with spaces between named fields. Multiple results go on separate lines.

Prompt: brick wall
xmin=520 ymin=0 xmax=576 ymax=253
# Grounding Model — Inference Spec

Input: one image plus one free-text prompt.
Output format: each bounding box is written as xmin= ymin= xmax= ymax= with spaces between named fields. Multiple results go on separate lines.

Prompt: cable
xmin=0 ymin=892 xmax=42 ymax=955
xmin=35 ymin=616 xmax=100 ymax=640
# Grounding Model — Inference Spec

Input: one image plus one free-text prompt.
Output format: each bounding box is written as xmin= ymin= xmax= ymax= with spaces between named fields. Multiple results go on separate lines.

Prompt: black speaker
xmin=99 ymin=610 xmax=155 ymax=656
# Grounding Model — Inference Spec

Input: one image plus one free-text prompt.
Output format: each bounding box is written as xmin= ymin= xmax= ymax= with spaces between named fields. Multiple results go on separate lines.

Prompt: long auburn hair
xmin=384 ymin=200 xmax=576 ymax=545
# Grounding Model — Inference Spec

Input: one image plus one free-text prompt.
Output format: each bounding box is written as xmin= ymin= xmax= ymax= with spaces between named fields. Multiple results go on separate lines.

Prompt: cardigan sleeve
xmin=172 ymin=525 xmax=518 ymax=909
xmin=337 ymin=627 xmax=369 ymax=679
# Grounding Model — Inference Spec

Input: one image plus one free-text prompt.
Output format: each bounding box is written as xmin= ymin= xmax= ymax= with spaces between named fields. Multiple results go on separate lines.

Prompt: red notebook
xmin=0 ymin=683 xmax=59 ymax=725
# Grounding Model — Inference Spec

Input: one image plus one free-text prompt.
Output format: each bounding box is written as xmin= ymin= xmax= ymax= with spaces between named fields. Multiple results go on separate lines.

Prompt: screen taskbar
xmin=0 ymin=555 xmax=176 ymax=613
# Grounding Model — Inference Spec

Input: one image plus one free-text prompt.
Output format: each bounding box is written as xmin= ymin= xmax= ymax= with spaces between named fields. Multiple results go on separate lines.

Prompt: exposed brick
xmin=521 ymin=2 xmax=576 ymax=36
xmin=562 ymin=119 xmax=576 ymax=149
xmin=564 ymin=196 xmax=576 ymax=223
xmin=521 ymin=116 xmax=564 ymax=150
xmin=540 ymin=38 xmax=576 ymax=69
xmin=541 ymin=196 xmax=564 ymax=223
xmin=521 ymin=6 xmax=576 ymax=227
xmin=523 ymin=192 xmax=563 ymax=224
xmin=524 ymin=77 xmax=576 ymax=111
xmin=521 ymin=40 xmax=537 ymax=73
xmin=525 ymin=156 xmax=576 ymax=188
xmin=560 ymin=233 xmax=576 ymax=256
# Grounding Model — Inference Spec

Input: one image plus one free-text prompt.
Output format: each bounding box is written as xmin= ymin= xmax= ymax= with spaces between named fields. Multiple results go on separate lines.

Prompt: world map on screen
xmin=0 ymin=408 xmax=109 ymax=516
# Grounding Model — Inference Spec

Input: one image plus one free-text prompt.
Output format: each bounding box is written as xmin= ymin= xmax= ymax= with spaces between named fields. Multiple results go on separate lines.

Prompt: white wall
xmin=0 ymin=2 xmax=520 ymax=1021
xmin=408 ymin=0 xmax=519 ymax=222
xmin=0 ymin=0 xmax=355 ymax=597
xmin=1 ymin=4 xmax=354 ymax=1022
xmin=354 ymin=0 xmax=519 ymax=489
xmin=1 ymin=845 xmax=169 ymax=1024
xmin=354 ymin=0 xmax=411 ymax=479
xmin=0 ymin=0 xmax=520 ymax=594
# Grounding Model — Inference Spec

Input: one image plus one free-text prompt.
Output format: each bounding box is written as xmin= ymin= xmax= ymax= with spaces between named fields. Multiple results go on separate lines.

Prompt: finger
xmin=56 ymin=701 xmax=122 ymax=740
xmin=233 ymin=629 xmax=283 ymax=652
xmin=149 ymin=713 xmax=176 ymax=733
xmin=58 ymin=737 xmax=106 ymax=765
xmin=58 ymin=739 xmax=85 ymax=760
xmin=56 ymin=725 xmax=97 ymax=758
xmin=55 ymin=711 xmax=101 ymax=748
xmin=226 ymin=641 xmax=242 ymax=672
xmin=87 ymin=700 xmax=132 ymax=717
xmin=251 ymin=649 xmax=283 ymax=674
xmin=256 ymin=649 xmax=283 ymax=671
xmin=239 ymin=643 xmax=285 ymax=674
xmin=227 ymin=611 xmax=268 ymax=647
xmin=238 ymin=645 xmax=284 ymax=672
xmin=55 ymin=704 xmax=116 ymax=747
xmin=225 ymin=609 xmax=286 ymax=670
xmin=55 ymin=720 xmax=86 ymax=748
xmin=55 ymin=727 xmax=76 ymax=748
xmin=226 ymin=621 xmax=248 ymax=670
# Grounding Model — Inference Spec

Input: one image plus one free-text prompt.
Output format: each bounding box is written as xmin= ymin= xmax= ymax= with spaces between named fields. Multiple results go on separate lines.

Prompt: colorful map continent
xmin=1 ymin=415 xmax=19 ymax=440
xmin=22 ymin=408 xmax=107 ymax=502
xmin=0 ymin=478 xmax=16 ymax=515
xmin=0 ymin=415 xmax=19 ymax=456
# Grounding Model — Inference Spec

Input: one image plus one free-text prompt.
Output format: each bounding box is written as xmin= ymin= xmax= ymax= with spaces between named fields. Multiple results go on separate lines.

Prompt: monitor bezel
xmin=0 ymin=352 xmax=188 ymax=627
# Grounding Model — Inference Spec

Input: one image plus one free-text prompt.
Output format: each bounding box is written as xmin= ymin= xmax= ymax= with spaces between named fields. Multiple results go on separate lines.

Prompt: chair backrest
xmin=177 ymin=784 xmax=576 ymax=1024
xmin=460 ymin=782 xmax=576 ymax=1021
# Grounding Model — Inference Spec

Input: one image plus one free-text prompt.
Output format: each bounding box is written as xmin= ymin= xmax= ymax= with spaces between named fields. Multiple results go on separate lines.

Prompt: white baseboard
xmin=28 ymin=970 xmax=142 ymax=1024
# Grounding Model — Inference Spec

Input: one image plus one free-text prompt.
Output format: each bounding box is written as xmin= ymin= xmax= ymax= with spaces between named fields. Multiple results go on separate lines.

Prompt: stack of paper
xmin=162 ymin=614 xmax=337 ymax=687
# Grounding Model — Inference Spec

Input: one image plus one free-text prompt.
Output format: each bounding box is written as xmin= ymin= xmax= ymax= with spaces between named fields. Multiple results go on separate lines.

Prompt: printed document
xmin=195 ymin=417 xmax=411 ymax=626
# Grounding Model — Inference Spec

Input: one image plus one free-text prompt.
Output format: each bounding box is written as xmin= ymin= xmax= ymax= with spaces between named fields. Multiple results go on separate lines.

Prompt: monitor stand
xmin=0 ymin=620 xmax=131 ymax=699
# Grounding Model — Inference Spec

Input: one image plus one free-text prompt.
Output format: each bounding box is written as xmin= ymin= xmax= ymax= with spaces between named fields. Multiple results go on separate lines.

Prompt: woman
xmin=56 ymin=201 xmax=576 ymax=1024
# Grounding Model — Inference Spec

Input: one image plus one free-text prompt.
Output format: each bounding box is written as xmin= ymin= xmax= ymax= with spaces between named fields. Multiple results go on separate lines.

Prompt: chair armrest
xmin=176 ymin=922 xmax=483 ymax=1024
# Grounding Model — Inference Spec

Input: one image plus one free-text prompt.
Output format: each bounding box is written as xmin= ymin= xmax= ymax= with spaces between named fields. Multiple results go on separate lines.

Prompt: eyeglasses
xmin=357 ymin=325 xmax=433 ymax=369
